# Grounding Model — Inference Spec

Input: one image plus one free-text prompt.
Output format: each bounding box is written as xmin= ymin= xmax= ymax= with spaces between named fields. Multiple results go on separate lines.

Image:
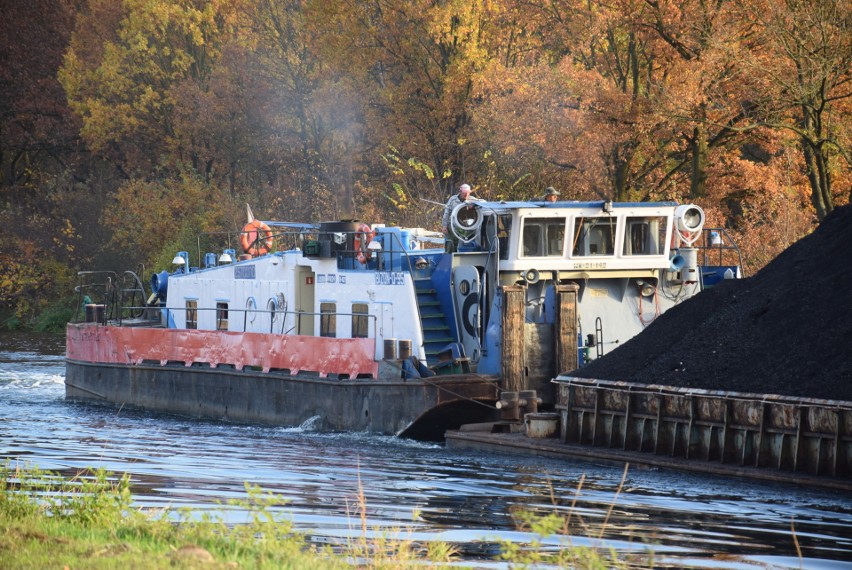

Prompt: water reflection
xmin=2 ymin=331 xmax=851 ymax=569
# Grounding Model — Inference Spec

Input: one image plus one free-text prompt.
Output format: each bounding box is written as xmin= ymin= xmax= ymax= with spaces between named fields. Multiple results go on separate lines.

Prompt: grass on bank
xmin=1 ymin=461 xmax=638 ymax=569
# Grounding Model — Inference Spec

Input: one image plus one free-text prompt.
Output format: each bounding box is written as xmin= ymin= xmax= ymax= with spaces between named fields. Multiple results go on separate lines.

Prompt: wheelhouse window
xmin=572 ymin=217 xmax=616 ymax=256
xmin=623 ymin=216 xmax=667 ymax=256
xmin=320 ymin=302 xmax=336 ymax=338
xmin=216 ymin=302 xmax=229 ymax=330
xmin=497 ymin=214 xmax=512 ymax=260
xmin=351 ymin=303 xmax=369 ymax=338
xmin=185 ymin=300 xmax=197 ymax=330
xmin=522 ymin=218 xmax=566 ymax=257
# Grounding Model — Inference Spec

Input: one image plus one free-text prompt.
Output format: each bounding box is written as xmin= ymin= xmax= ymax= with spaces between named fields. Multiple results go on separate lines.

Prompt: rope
xmin=638 ymin=286 xmax=662 ymax=327
xmin=383 ymin=358 xmax=501 ymax=411
xmin=419 ymin=374 xmax=502 ymax=411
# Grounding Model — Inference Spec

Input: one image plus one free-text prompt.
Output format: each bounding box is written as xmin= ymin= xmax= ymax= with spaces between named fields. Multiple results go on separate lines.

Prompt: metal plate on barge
xmin=446 ymin=376 xmax=852 ymax=491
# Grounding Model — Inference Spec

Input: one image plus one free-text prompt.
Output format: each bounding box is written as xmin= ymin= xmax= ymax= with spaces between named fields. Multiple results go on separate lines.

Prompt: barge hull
xmin=445 ymin=429 xmax=851 ymax=491
xmin=447 ymin=376 xmax=852 ymax=490
xmin=66 ymin=359 xmax=499 ymax=438
xmin=65 ymin=323 xmax=500 ymax=438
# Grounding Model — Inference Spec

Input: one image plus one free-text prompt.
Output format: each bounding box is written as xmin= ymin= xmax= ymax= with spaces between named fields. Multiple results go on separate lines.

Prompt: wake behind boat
xmin=65 ymin=199 xmax=741 ymax=439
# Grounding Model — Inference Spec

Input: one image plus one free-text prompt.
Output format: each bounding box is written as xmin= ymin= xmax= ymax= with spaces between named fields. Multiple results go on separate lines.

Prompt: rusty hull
xmin=65 ymin=323 xmax=499 ymax=438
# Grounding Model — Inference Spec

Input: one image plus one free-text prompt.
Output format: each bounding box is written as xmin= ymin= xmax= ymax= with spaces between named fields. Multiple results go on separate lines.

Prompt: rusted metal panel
xmin=67 ymin=322 xmax=378 ymax=378
xmin=524 ymin=323 xmax=555 ymax=402
xmin=554 ymin=284 xmax=579 ymax=375
xmin=501 ymin=285 xmax=526 ymax=394
xmin=555 ymin=377 xmax=852 ymax=481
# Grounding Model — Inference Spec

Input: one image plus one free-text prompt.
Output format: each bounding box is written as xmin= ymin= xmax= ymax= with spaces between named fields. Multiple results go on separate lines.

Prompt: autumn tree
xmin=236 ymin=0 xmax=362 ymax=222
xmin=312 ymin=0 xmax=499 ymax=225
xmin=0 ymin=0 xmax=83 ymax=325
xmin=59 ymin=0 xmax=242 ymax=180
xmin=735 ymin=0 xmax=851 ymax=221
xmin=0 ymin=0 xmax=79 ymax=195
xmin=473 ymin=0 xmax=697 ymax=202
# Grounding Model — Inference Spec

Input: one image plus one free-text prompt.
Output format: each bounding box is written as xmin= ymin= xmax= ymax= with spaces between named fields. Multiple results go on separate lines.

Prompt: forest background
xmin=1 ymin=0 xmax=849 ymax=330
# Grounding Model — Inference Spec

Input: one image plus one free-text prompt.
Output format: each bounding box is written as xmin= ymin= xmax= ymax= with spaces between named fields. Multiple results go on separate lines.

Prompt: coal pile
xmin=572 ymin=205 xmax=852 ymax=402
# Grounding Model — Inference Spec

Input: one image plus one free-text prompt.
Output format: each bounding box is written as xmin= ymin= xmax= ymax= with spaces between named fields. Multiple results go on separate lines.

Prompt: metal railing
xmin=697 ymin=227 xmax=745 ymax=277
xmin=189 ymin=227 xmax=444 ymax=274
xmin=98 ymin=304 xmax=378 ymax=340
xmin=73 ymin=270 xmax=149 ymax=325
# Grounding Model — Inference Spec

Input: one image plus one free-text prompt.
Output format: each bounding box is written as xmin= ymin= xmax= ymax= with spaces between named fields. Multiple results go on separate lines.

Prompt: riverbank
xmin=2 ymin=464 xmax=344 ymax=569
xmin=1 ymin=462 xmax=633 ymax=570
xmin=1 ymin=302 xmax=74 ymax=334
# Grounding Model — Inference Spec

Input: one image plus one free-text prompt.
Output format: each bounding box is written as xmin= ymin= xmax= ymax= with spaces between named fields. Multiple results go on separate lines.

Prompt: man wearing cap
xmin=542 ymin=186 xmax=560 ymax=202
xmin=442 ymin=183 xmax=472 ymax=251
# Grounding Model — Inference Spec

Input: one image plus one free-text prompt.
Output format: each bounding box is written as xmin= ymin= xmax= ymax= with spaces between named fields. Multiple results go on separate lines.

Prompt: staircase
xmin=414 ymin=278 xmax=455 ymax=364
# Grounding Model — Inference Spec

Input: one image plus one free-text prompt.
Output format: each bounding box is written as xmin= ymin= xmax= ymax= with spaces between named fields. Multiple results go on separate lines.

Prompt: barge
xmin=66 ymin=199 xmax=740 ymax=439
xmin=446 ymin=377 xmax=852 ymax=490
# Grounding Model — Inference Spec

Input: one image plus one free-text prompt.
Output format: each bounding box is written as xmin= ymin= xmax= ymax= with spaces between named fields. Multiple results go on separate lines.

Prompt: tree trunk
xmin=801 ymin=109 xmax=834 ymax=222
xmin=612 ymin=147 xmax=629 ymax=201
xmin=690 ymin=125 xmax=707 ymax=199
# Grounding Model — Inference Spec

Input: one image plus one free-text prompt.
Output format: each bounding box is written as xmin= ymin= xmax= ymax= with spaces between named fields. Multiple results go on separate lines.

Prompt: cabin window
xmin=497 ymin=214 xmax=512 ymax=260
xmin=352 ymin=303 xmax=369 ymax=338
xmin=623 ymin=216 xmax=667 ymax=255
xmin=522 ymin=218 xmax=566 ymax=257
xmin=216 ymin=302 xmax=229 ymax=330
xmin=546 ymin=222 xmax=566 ymax=256
xmin=320 ymin=302 xmax=336 ymax=338
xmin=572 ymin=217 xmax=616 ymax=256
xmin=185 ymin=300 xmax=197 ymax=330
xmin=522 ymin=223 xmax=542 ymax=256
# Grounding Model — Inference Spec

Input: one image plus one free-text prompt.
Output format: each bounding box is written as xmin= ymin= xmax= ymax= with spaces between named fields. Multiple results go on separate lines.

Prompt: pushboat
xmin=66 ymin=199 xmax=742 ymax=440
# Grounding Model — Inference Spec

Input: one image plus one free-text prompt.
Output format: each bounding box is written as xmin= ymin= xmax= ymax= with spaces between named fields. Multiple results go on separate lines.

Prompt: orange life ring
xmin=240 ymin=219 xmax=273 ymax=256
xmin=354 ymin=223 xmax=375 ymax=264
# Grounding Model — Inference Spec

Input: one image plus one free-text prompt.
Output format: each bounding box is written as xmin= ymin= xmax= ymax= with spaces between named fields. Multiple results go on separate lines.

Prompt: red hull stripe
xmin=67 ymin=324 xmax=379 ymax=378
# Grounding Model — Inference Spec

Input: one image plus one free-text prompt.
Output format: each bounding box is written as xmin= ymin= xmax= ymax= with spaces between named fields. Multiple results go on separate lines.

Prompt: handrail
xmin=113 ymin=305 xmax=378 ymax=337
xmin=73 ymin=271 xmax=119 ymax=323
xmin=697 ymin=227 xmax=745 ymax=277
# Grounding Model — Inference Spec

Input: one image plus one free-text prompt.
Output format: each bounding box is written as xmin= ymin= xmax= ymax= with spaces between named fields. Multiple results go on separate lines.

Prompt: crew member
xmin=542 ymin=186 xmax=560 ymax=202
xmin=442 ymin=183 xmax=473 ymax=252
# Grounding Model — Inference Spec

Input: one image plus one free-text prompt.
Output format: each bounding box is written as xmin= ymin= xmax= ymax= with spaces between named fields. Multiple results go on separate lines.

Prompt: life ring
xmin=354 ymin=223 xmax=375 ymax=264
xmin=240 ymin=219 xmax=273 ymax=256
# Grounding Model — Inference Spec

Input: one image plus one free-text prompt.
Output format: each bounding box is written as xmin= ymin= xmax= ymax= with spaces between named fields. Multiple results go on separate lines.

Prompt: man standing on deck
xmin=442 ymin=183 xmax=473 ymax=252
xmin=542 ymin=186 xmax=560 ymax=202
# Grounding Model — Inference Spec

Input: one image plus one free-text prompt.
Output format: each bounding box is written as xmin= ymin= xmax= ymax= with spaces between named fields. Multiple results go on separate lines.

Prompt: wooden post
xmin=554 ymin=284 xmax=579 ymax=375
xmin=501 ymin=285 xmax=526 ymax=394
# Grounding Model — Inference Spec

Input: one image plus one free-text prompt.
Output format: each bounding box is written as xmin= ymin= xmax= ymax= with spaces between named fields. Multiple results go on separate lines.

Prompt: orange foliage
xmin=2 ymin=0 xmax=851 ymax=325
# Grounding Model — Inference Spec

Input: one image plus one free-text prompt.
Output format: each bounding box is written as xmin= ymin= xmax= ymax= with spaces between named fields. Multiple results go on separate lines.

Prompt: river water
xmin=2 ymin=331 xmax=851 ymax=569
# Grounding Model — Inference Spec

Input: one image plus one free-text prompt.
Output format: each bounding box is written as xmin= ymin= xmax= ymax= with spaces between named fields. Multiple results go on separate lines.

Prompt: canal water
xmin=2 ymin=331 xmax=851 ymax=569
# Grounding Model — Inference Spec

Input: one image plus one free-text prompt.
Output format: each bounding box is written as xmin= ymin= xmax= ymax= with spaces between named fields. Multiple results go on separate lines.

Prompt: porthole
xmin=246 ymin=297 xmax=257 ymax=323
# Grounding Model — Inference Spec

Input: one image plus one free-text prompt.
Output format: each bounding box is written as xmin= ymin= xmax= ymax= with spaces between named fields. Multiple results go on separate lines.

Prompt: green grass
xmin=1 ymin=463 xmax=347 ymax=569
xmin=1 ymin=461 xmax=643 ymax=569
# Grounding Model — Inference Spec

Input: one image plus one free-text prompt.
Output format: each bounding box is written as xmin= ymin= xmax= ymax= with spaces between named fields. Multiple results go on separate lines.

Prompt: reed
xmin=340 ymin=460 xmax=460 ymax=568
xmin=2 ymin=460 xmax=652 ymax=569
xmin=1 ymin=461 xmax=343 ymax=569
xmin=497 ymin=465 xmax=651 ymax=569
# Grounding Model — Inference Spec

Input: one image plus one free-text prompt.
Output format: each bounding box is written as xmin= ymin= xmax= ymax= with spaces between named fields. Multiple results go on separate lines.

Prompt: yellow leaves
xmin=407 ymin=158 xmax=435 ymax=180
xmin=60 ymin=0 xmax=235 ymax=164
xmin=103 ymin=176 xmax=234 ymax=269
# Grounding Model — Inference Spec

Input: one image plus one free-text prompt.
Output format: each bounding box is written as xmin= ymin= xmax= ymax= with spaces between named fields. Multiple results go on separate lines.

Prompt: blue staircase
xmin=414 ymin=278 xmax=456 ymax=364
